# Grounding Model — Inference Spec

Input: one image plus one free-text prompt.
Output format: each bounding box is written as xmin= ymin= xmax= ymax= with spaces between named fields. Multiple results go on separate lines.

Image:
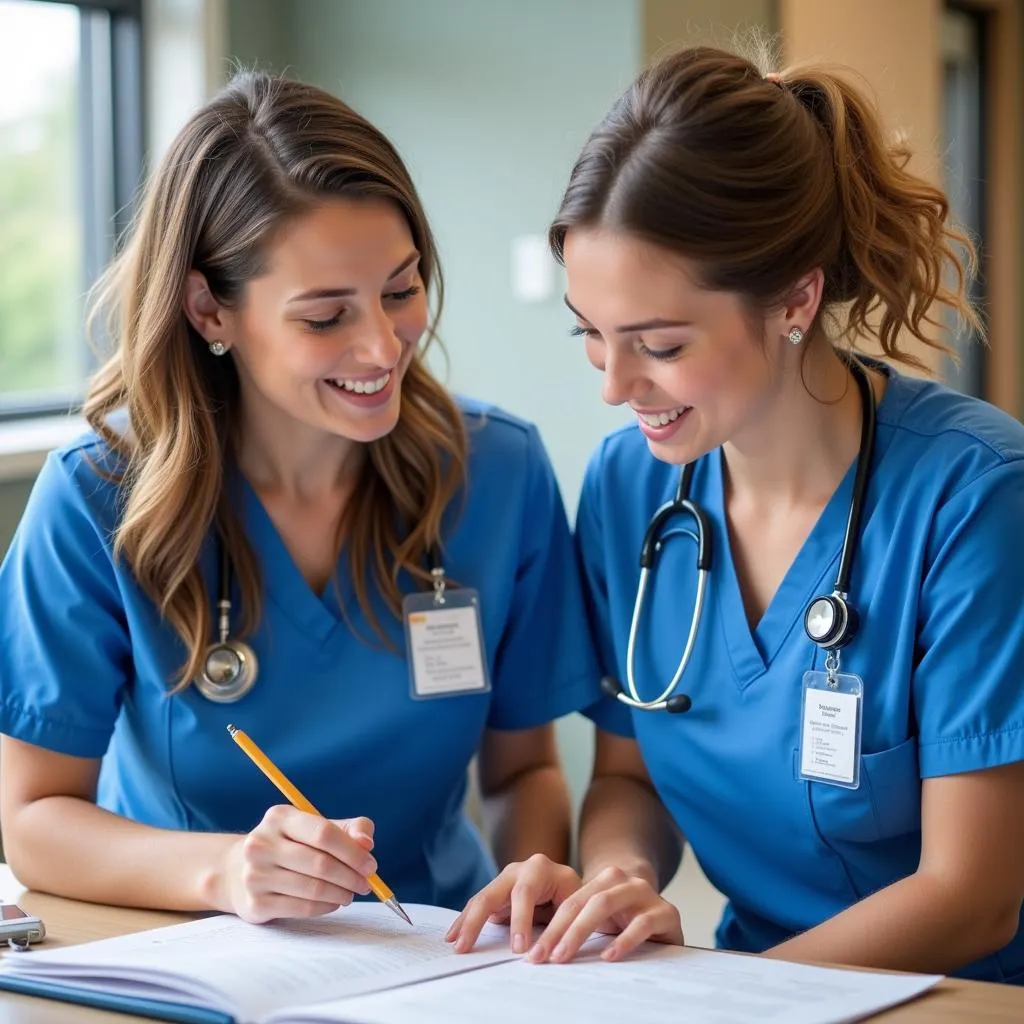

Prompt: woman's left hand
xmin=448 ymin=853 xmax=683 ymax=963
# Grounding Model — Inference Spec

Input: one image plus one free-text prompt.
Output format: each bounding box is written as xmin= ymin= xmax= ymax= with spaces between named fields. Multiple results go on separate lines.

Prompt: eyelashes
xmin=301 ymin=285 xmax=423 ymax=333
xmin=569 ymin=324 xmax=683 ymax=361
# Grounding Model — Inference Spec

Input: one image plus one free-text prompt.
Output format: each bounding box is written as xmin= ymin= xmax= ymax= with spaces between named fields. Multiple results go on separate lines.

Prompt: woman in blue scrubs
xmin=0 ymin=73 xmax=599 ymax=922
xmin=450 ymin=47 xmax=1024 ymax=982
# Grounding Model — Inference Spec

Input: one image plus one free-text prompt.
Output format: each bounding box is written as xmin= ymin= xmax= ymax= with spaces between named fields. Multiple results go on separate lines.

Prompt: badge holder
xmin=798 ymin=650 xmax=864 ymax=790
xmin=403 ymin=566 xmax=491 ymax=700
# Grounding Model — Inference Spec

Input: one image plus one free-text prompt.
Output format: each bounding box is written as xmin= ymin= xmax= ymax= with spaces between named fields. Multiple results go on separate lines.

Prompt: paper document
xmin=1 ymin=903 xmax=515 ymax=1022
xmin=305 ymin=943 xmax=941 ymax=1024
xmin=0 ymin=904 xmax=943 ymax=1024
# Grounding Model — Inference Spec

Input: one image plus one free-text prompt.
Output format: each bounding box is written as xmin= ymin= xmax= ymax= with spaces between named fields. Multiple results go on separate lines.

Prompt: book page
xmin=1 ymin=903 xmax=517 ymax=1022
xmin=283 ymin=943 xmax=941 ymax=1024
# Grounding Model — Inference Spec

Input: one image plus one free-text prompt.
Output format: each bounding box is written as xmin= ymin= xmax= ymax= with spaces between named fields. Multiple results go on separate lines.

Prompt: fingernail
xmin=602 ymin=945 xmax=618 ymax=962
xmin=528 ymin=943 xmax=546 ymax=963
xmin=455 ymin=937 xmax=469 ymax=953
xmin=362 ymin=859 xmax=377 ymax=875
xmin=551 ymin=942 xmax=567 ymax=962
xmin=512 ymin=933 xmax=525 ymax=954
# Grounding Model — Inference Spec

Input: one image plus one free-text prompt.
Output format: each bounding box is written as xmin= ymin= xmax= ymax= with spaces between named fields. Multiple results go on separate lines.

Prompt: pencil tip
xmin=386 ymin=898 xmax=413 ymax=927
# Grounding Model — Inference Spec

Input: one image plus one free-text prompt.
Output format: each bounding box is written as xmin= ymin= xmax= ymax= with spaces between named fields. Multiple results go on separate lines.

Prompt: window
xmin=941 ymin=4 xmax=987 ymax=399
xmin=0 ymin=0 xmax=142 ymax=418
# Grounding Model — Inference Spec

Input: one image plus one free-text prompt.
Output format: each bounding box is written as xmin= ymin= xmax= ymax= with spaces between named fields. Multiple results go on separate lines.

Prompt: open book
xmin=0 ymin=902 xmax=942 ymax=1024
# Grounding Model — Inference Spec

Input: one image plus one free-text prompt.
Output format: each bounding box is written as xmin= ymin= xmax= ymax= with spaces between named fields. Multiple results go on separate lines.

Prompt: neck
xmin=236 ymin=396 xmax=363 ymax=503
xmin=722 ymin=346 xmax=872 ymax=508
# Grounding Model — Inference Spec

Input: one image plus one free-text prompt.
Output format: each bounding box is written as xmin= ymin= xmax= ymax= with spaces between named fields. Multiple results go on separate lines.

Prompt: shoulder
xmin=877 ymin=367 xmax=1024 ymax=498
xmin=28 ymin=429 xmax=126 ymax=537
xmin=455 ymin=395 xmax=552 ymax=481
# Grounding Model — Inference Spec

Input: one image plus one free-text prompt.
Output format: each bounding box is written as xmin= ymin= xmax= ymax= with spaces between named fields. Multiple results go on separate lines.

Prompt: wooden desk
xmin=1 ymin=865 xmax=1023 ymax=1022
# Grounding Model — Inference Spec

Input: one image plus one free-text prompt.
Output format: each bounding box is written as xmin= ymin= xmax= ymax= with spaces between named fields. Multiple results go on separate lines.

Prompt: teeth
xmin=639 ymin=406 xmax=689 ymax=427
xmin=329 ymin=372 xmax=391 ymax=394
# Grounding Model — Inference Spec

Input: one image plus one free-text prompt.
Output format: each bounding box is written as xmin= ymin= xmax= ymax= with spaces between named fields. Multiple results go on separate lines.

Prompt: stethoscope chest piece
xmin=195 ymin=639 xmax=259 ymax=703
xmin=193 ymin=538 xmax=260 ymax=703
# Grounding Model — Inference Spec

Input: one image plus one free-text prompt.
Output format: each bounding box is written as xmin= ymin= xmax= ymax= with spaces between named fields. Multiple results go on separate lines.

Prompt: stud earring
xmin=787 ymin=327 xmax=804 ymax=346
xmin=209 ymin=340 xmax=227 ymax=357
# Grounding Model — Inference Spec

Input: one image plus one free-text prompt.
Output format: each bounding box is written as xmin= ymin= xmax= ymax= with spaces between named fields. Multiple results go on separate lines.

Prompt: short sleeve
xmin=915 ymin=460 xmax=1024 ymax=777
xmin=0 ymin=452 xmax=131 ymax=757
xmin=486 ymin=426 xmax=602 ymax=730
xmin=575 ymin=445 xmax=635 ymax=739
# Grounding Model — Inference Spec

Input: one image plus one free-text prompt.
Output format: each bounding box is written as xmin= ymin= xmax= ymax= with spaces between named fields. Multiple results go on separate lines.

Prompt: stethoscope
xmin=194 ymin=538 xmax=260 ymax=703
xmin=601 ymin=356 xmax=877 ymax=713
xmin=192 ymin=539 xmax=448 ymax=703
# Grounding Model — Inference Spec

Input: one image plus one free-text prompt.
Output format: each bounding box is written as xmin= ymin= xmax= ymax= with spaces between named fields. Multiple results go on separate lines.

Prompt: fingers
xmin=340 ymin=816 xmax=375 ymax=850
xmin=264 ymin=806 xmax=378 ymax=878
xmin=235 ymin=890 xmax=342 ymax=925
xmin=447 ymin=875 xmax=514 ymax=952
xmin=509 ymin=860 xmax=580 ymax=956
xmin=447 ymin=855 xmax=583 ymax=954
xmin=529 ymin=867 xmax=677 ymax=965
xmin=270 ymin=833 xmax=371 ymax=897
xmin=230 ymin=808 xmax=381 ymax=923
xmin=601 ymin=908 xmax=684 ymax=962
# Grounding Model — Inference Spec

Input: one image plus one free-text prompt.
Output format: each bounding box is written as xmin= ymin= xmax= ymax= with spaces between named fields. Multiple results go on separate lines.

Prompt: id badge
xmin=403 ymin=588 xmax=491 ymax=700
xmin=798 ymin=666 xmax=864 ymax=789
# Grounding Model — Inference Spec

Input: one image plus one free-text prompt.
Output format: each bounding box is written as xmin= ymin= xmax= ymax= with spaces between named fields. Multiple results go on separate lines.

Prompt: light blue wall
xmin=270 ymin=0 xmax=639 ymax=509
xmin=227 ymin=0 xmax=644 ymax=812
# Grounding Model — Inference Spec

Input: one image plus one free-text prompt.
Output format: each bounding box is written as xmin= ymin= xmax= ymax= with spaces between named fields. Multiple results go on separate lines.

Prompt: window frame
xmin=0 ymin=0 xmax=144 ymax=422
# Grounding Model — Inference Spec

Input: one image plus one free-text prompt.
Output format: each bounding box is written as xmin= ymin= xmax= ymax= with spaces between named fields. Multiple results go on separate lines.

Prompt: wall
xmin=226 ymin=0 xmax=645 ymax=810
xmin=644 ymin=0 xmax=776 ymax=59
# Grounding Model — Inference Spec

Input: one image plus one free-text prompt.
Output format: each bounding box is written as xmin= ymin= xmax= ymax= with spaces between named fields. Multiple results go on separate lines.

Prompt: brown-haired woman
xmin=0 ymin=72 xmax=599 ymax=923
xmin=451 ymin=46 xmax=1024 ymax=984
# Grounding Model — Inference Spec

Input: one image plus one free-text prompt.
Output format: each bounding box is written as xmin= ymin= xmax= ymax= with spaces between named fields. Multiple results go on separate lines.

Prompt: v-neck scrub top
xmin=578 ymin=366 xmax=1024 ymax=985
xmin=0 ymin=399 xmax=601 ymax=911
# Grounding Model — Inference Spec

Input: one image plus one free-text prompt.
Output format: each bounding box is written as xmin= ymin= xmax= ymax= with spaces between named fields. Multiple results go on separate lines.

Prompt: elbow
xmin=980 ymin=902 xmax=1023 ymax=959
xmin=2 ymin=802 xmax=55 ymax=894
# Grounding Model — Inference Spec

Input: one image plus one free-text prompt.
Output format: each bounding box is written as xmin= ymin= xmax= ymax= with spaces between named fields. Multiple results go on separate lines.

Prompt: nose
xmin=601 ymin=346 xmax=648 ymax=407
xmin=354 ymin=305 xmax=405 ymax=369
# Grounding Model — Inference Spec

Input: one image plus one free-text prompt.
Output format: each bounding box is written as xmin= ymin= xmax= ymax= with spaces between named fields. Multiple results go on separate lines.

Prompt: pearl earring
xmin=209 ymin=340 xmax=227 ymax=357
xmin=787 ymin=327 xmax=804 ymax=346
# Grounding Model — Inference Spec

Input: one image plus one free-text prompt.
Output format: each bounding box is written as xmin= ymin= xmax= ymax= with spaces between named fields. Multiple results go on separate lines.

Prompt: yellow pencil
xmin=226 ymin=723 xmax=412 ymax=926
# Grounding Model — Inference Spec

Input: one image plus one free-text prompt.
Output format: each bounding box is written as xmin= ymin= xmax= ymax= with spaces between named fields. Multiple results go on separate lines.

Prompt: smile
xmin=636 ymin=406 xmax=690 ymax=427
xmin=325 ymin=372 xmax=391 ymax=395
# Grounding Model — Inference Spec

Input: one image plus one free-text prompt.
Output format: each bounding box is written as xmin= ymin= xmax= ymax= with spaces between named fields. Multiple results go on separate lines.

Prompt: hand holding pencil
xmin=215 ymin=724 xmax=411 ymax=926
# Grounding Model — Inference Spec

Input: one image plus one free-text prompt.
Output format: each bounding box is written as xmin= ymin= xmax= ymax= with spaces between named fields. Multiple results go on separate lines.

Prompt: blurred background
xmin=1 ymin=0 xmax=1022 ymax=946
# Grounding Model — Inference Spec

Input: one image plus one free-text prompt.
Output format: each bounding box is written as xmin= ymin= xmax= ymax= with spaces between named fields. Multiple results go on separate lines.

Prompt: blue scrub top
xmin=578 ymin=364 xmax=1024 ymax=985
xmin=0 ymin=398 xmax=600 ymax=911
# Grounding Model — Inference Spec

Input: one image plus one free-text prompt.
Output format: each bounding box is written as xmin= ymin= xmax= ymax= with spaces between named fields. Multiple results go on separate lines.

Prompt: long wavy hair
xmin=550 ymin=46 xmax=982 ymax=369
xmin=85 ymin=72 xmax=467 ymax=689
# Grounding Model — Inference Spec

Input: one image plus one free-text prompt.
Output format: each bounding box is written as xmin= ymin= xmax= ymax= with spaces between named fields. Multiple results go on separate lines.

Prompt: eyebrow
xmin=564 ymin=295 xmax=692 ymax=334
xmin=287 ymin=252 xmax=420 ymax=303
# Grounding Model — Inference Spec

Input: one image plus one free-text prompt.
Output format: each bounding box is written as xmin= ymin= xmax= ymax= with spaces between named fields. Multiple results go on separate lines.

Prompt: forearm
xmin=768 ymin=870 xmax=1019 ymax=974
xmin=6 ymin=794 xmax=237 ymax=912
xmin=579 ymin=775 xmax=682 ymax=890
xmin=481 ymin=765 xmax=571 ymax=868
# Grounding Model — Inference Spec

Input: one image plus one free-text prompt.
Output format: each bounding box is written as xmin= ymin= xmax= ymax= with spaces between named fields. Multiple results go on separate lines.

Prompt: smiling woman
xmin=0 ymin=72 xmax=601 ymax=927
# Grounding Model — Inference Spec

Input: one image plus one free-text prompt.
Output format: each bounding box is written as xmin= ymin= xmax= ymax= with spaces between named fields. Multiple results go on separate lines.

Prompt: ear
xmin=183 ymin=270 xmax=233 ymax=349
xmin=772 ymin=268 xmax=825 ymax=343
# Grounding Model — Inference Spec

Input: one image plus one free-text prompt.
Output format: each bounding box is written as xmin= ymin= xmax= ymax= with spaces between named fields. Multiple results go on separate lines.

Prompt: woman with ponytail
xmin=452 ymin=46 xmax=1024 ymax=983
xmin=0 ymin=73 xmax=598 ymax=922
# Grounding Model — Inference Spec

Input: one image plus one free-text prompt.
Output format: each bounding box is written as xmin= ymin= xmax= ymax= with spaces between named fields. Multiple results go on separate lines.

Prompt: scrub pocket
xmin=797 ymin=737 xmax=922 ymax=845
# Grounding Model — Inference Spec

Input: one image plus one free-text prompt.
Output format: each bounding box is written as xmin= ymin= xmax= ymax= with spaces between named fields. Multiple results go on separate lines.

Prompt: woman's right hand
xmin=212 ymin=806 xmax=378 ymax=923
